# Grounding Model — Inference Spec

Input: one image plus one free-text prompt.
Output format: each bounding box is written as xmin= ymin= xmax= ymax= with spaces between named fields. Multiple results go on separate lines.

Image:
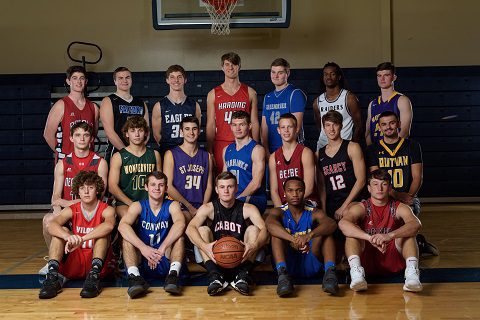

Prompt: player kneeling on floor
xmin=118 ymin=171 xmax=186 ymax=298
xmin=339 ymin=168 xmax=423 ymax=292
xmin=266 ymin=177 xmax=338 ymax=297
xmin=39 ymin=171 xmax=116 ymax=299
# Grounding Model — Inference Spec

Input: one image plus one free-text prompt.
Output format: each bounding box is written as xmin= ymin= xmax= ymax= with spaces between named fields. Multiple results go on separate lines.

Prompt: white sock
xmin=406 ymin=257 xmax=418 ymax=269
xmin=169 ymin=261 xmax=182 ymax=274
xmin=348 ymin=255 xmax=361 ymax=268
xmin=127 ymin=266 xmax=140 ymax=276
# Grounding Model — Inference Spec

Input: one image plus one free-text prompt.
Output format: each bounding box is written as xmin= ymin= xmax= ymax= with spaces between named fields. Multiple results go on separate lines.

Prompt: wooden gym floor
xmin=0 ymin=203 xmax=479 ymax=319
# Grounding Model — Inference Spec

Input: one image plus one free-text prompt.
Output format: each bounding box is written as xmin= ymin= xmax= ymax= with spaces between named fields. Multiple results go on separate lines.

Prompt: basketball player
xmin=223 ymin=111 xmax=267 ymax=214
xmin=39 ymin=171 xmax=116 ymax=299
xmin=100 ymin=67 xmax=149 ymax=163
xmin=338 ymin=169 xmax=423 ymax=292
xmin=163 ymin=116 xmax=213 ymax=223
xmin=186 ymin=172 xmax=268 ymax=296
xmin=43 ymin=65 xmax=99 ymax=161
xmin=313 ymin=62 xmax=362 ymax=150
xmin=365 ymin=62 xmax=413 ymax=145
xmin=269 ymin=113 xmax=317 ymax=208
xmin=206 ymin=52 xmax=260 ymax=174
xmin=266 ymin=177 xmax=338 ymax=297
xmin=152 ymin=65 xmax=202 ymax=157
xmin=118 ymin=171 xmax=185 ymax=298
xmin=109 ymin=116 xmax=161 ymax=218
xmin=261 ymin=58 xmax=306 ymax=155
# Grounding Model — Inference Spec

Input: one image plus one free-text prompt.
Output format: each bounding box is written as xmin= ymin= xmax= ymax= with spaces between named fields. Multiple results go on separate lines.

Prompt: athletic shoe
xmin=80 ymin=272 xmax=101 ymax=298
xmin=322 ymin=266 xmax=339 ymax=295
xmin=276 ymin=267 xmax=294 ymax=297
xmin=231 ymin=270 xmax=250 ymax=295
xmin=417 ymin=234 xmax=439 ymax=256
xmin=39 ymin=272 xmax=62 ymax=299
xmin=164 ymin=270 xmax=181 ymax=294
xmin=349 ymin=266 xmax=367 ymax=291
xmin=207 ymin=272 xmax=228 ymax=296
xmin=38 ymin=263 xmax=49 ymax=276
xmin=403 ymin=266 xmax=423 ymax=292
xmin=127 ymin=274 xmax=150 ymax=298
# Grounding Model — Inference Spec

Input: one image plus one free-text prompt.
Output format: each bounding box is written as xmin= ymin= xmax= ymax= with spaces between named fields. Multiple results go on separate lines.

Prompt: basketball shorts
xmin=59 ymin=247 xmax=115 ymax=280
xmin=361 ymin=239 xmax=406 ymax=276
xmin=285 ymin=247 xmax=323 ymax=278
xmin=238 ymin=194 xmax=267 ymax=214
xmin=213 ymin=140 xmax=233 ymax=176
xmin=140 ymin=256 xmax=171 ymax=278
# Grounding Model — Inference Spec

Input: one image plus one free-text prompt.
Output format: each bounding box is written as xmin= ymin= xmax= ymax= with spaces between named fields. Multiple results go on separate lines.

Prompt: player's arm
xmin=108 ymin=152 xmax=133 ymax=206
xmin=185 ymin=203 xmax=215 ymax=259
xmin=243 ymin=203 xmax=269 ymax=251
xmin=118 ymin=202 xmax=150 ymax=250
xmin=151 ymin=101 xmax=162 ymax=146
xmin=154 ymin=150 xmax=162 ymax=171
xmin=51 ymin=161 xmax=80 ymax=209
xmin=163 ymin=150 xmax=196 ymax=213
xmin=408 ymin=163 xmax=423 ymax=197
xmin=290 ymin=89 xmax=307 ymax=136
xmin=93 ymin=103 xmax=100 ymax=139
xmin=97 ymin=158 xmax=109 ymax=198
xmin=309 ymin=208 xmax=337 ymax=238
xmin=237 ymin=145 xmax=265 ymax=198
xmin=203 ymin=153 xmax=214 ymax=203
xmin=43 ymin=100 xmax=64 ymax=151
xmin=397 ymin=95 xmax=413 ymax=139
xmin=206 ymin=90 xmax=216 ymax=154
xmin=47 ymin=206 xmax=74 ymax=241
xmin=100 ymin=96 xmax=125 ymax=150
xmin=249 ymin=87 xmax=260 ymax=141
xmin=265 ymin=208 xmax=294 ymax=242
xmin=365 ymin=101 xmax=373 ymax=145
xmin=316 ymin=157 xmax=327 ymax=214
xmin=338 ymin=202 xmax=370 ymax=241
xmin=347 ymin=92 xmax=363 ymax=143
xmin=222 ymin=145 xmax=228 ymax=172
xmin=388 ymin=203 xmax=421 ymax=239
xmin=157 ymin=201 xmax=186 ymax=256
xmin=82 ymin=205 xmax=116 ymax=242
xmin=313 ymin=97 xmax=321 ymax=131
xmin=195 ymin=101 xmax=202 ymax=127
xmin=269 ymin=153 xmax=282 ymax=207
xmin=143 ymin=101 xmax=150 ymax=143
xmin=301 ymin=147 xmax=317 ymax=200
xmin=261 ymin=115 xmax=270 ymax=157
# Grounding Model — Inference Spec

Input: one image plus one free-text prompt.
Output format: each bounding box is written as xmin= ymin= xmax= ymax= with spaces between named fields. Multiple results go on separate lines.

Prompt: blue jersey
xmin=281 ymin=205 xmax=315 ymax=243
xmin=262 ymin=84 xmax=306 ymax=153
xmin=137 ymin=198 xmax=173 ymax=249
xmin=369 ymin=92 xmax=402 ymax=144
xmin=171 ymin=146 xmax=209 ymax=209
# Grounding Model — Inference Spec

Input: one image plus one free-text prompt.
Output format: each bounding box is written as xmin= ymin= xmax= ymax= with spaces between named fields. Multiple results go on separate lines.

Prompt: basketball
xmin=212 ymin=236 xmax=245 ymax=268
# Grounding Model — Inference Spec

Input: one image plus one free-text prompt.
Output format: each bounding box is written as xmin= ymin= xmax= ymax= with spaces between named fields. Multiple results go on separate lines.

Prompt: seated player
xmin=186 ymin=172 xmax=268 ymax=296
xmin=223 ymin=110 xmax=267 ymax=214
xmin=266 ymin=177 xmax=338 ymax=297
xmin=39 ymin=171 xmax=116 ymax=299
xmin=118 ymin=171 xmax=186 ymax=298
xmin=163 ymin=116 xmax=213 ymax=223
xmin=338 ymin=169 xmax=422 ymax=292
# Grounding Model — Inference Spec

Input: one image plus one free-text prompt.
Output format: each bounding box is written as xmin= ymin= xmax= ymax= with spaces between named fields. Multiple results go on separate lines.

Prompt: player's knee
xmin=198 ymin=226 xmax=212 ymax=239
xmin=42 ymin=213 xmax=54 ymax=230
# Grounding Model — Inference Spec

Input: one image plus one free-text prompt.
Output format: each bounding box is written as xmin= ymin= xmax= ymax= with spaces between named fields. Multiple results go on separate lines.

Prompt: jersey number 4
xmin=329 ymin=175 xmax=346 ymax=191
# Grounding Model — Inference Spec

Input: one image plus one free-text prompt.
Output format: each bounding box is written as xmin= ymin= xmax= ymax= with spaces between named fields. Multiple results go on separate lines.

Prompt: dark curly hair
xmin=71 ymin=171 xmax=105 ymax=198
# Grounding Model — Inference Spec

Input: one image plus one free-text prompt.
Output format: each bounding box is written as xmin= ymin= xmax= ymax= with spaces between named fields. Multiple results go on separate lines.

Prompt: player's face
xmin=277 ymin=118 xmax=297 ymax=142
xmin=323 ymin=120 xmax=342 ymax=140
xmin=215 ymin=178 xmax=237 ymax=202
xmin=284 ymin=180 xmax=305 ymax=206
xmin=70 ymin=128 xmax=92 ymax=150
xmin=181 ymin=122 xmax=199 ymax=143
xmin=67 ymin=72 xmax=87 ymax=93
xmin=166 ymin=71 xmax=186 ymax=91
xmin=78 ymin=184 xmax=97 ymax=204
xmin=114 ymin=71 xmax=132 ymax=91
xmin=145 ymin=177 xmax=167 ymax=200
xmin=379 ymin=115 xmax=400 ymax=138
xmin=230 ymin=118 xmax=250 ymax=139
xmin=376 ymin=70 xmax=396 ymax=89
xmin=323 ymin=66 xmax=340 ymax=88
xmin=368 ymin=178 xmax=391 ymax=201
xmin=222 ymin=60 xmax=240 ymax=79
xmin=270 ymin=66 xmax=289 ymax=87
xmin=125 ymin=127 xmax=146 ymax=146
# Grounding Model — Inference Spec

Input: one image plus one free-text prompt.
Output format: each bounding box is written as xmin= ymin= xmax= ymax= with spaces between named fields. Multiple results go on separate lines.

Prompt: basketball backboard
xmin=152 ymin=0 xmax=291 ymax=30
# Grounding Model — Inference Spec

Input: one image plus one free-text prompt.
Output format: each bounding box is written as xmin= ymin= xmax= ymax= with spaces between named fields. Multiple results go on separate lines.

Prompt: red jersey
xmin=57 ymin=96 xmax=96 ymax=159
xmin=361 ymin=198 xmax=402 ymax=235
xmin=214 ymin=83 xmax=251 ymax=142
xmin=70 ymin=201 xmax=109 ymax=250
xmin=63 ymin=151 xmax=102 ymax=201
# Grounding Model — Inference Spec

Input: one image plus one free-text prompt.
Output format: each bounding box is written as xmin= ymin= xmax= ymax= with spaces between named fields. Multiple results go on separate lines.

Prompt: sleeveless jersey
xmin=262 ymin=84 xmax=306 ymax=153
xmin=316 ymin=89 xmax=354 ymax=150
xmin=224 ymin=139 xmax=265 ymax=198
xmin=70 ymin=201 xmax=109 ymax=250
xmin=211 ymin=198 xmax=247 ymax=241
xmin=214 ymin=83 xmax=251 ymax=143
xmin=366 ymin=138 xmax=422 ymax=193
xmin=361 ymin=198 xmax=402 ymax=235
xmin=118 ymin=147 xmax=157 ymax=202
xmin=159 ymin=96 xmax=197 ymax=154
xmin=136 ymin=198 xmax=173 ymax=249
xmin=57 ymin=96 xmax=96 ymax=159
xmin=318 ymin=140 xmax=357 ymax=209
xmin=63 ymin=151 xmax=102 ymax=201
xmin=171 ymin=146 xmax=209 ymax=209
xmin=281 ymin=205 xmax=315 ymax=243
xmin=369 ymin=91 xmax=402 ymax=144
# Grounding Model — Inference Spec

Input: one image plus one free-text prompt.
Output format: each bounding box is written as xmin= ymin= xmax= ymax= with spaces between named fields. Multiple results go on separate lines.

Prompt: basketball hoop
xmin=202 ymin=0 xmax=238 ymax=35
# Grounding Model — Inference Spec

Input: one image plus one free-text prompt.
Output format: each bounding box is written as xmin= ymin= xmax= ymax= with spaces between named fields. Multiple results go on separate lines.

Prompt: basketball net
xmin=202 ymin=0 xmax=238 ymax=35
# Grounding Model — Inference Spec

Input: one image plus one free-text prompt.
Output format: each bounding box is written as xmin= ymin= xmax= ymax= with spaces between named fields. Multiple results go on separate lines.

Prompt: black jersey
xmin=318 ymin=140 xmax=357 ymax=215
xmin=210 ymin=198 xmax=247 ymax=241
xmin=367 ymin=138 xmax=422 ymax=193
xmin=159 ymin=96 xmax=197 ymax=155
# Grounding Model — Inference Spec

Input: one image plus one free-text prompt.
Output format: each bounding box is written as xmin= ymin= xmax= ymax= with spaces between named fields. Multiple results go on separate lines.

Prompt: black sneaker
xmin=80 ymin=272 xmax=101 ymax=298
xmin=322 ymin=266 xmax=339 ymax=295
xmin=127 ymin=274 xmax=150 ymax=299
xmin=39 ymin=273 xmax=62 ymax=299
xmin=164 ymin=270 xmax=181 ymax=294
xmin=207 ymin=272 xmax=228 ymax=296
xmin=276 ymin=267 xmax=294 ymax=297
xmin=231 ymin=270 xmax=250 ymax=295
xmin=417 ymin=234 xmax=439 ymax=256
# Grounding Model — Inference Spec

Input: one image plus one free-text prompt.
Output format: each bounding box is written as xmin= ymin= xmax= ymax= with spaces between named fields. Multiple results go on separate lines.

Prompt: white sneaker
xmin=349 ymin=266 xmax=367 ymax=291
xmin=403 ymin=266 xmax=422 ymax=292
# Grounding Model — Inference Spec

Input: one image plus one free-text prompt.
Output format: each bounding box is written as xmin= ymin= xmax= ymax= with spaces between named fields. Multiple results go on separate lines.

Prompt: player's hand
xmin=64 ymin=234 xmax=83 ymax=253
xmin=294 ymin=234 xmax=310 ymax=249
xmin=203 ymin=241 xmax=217 ymax=263
xmin=368 ymin=235 xmax=387 ymax=253
xmin=140 ymin=245 xmax=162 ymax=267
xmin=334 ymin=206 xmax=347 ymax=220
xmin=241 ymin=241 xmax=257 ymax=262
xmin=392 ymin=191 xmax=414 ymax=205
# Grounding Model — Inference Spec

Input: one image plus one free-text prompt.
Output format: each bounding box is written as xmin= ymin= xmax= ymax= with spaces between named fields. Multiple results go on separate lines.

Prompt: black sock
xmin=239 ymin=260 xmax=253 ymax=273
xmin=91 ymin=258 xmax=104 ymax=274
xmin=205 ymin=260 xmax=219 ymax=274
xmin=48 ymin=259 xmax=60 ymax=274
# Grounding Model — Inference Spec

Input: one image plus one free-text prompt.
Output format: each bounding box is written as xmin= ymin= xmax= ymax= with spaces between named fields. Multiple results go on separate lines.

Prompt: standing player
xmin=206 ymin=52 xmax=260 ymax=174
xmin=39 ymin=171 xmax=116 ymax=299
xmin=261 ymin=58 xmax=306 ymax=155
xmin=186 ymin=172 xmax=268 ymax=296
xmin=338 ymin=169 xmax=423 ymax=292
xmin=118 ymin=171 xmax=186 ymax=298
xmin=109 ymin=116 xmax=161 ymax=218
xmin=152 ymin=65 xmax=202 ymax=157
xmin=365 ymin=62 xmax=413 ymax=145
xmin=43 ymin=65 xmax=99 ymax=161
xmin=266 ymin=177 xmax=338 ymax=297
xmin=163 ymin=116 xmax=213 ymax=223
xmin=223 ymin=111 xmax=267 ymax=214
xmin=313 ymin=62 xmax=362 ymax=150
xmin=100 ymin=67 xmax=149 ymax=163
xmin=269 ymin=113 xmax=317 ymax=207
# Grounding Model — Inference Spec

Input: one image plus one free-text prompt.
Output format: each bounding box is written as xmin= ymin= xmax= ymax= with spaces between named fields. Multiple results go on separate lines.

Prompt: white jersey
xmin=316 ymin=89 xmax=354 ymax=150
